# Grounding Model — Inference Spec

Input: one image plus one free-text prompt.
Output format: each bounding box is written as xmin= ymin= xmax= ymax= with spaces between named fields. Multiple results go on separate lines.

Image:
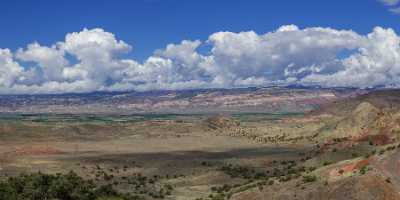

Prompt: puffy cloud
xmin=303 ymin=27 xmax=400 ymax=87
xmin=61 ymin=28 xmax=131 ymax=61
xmin=16 ymin=42 xmax=67 ymax=82
xmin=0 ymin=49 xmax=24 ymax=88
xmin=60 ymin=28 xmax=133 ymax=86
xmin=207 ymin=25 xmax=362 ymax=86
xmin=0 ymin=25 xmax=400 ymax=94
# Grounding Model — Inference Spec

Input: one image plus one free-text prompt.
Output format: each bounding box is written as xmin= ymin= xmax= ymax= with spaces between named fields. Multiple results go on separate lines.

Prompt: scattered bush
xmin=0 ymin=171 xmax=136 ymax=200
xmin=302 ymin=175 xmax=317 ymax=183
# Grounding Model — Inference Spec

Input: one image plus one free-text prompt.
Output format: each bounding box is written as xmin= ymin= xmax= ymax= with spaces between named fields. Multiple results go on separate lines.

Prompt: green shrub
xmin=0 ymin=171 xmax=141 ymax=200
xmin=302 ymin=175 xmax=317 ymax=183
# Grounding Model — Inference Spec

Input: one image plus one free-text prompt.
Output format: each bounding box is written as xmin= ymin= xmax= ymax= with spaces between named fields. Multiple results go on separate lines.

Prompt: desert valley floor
xmin=1 ymin=90 xmax=400 ymax=200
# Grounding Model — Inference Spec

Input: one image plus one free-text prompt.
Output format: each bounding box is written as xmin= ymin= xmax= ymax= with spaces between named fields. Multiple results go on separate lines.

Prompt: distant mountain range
xmin=0 ymin=87 xmax=369 ymax=114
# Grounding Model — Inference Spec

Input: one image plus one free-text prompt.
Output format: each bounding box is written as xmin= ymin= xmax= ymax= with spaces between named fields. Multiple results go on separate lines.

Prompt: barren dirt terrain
xmin=1 ymin=90 xmax=400 ymax=200
xmin=0 ymin=114 xmax=314 ymax=199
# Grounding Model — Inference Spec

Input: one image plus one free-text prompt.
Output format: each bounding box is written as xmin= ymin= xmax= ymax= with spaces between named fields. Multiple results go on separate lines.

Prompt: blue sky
xmin=0 ymin=0 xmax=397 ymax=61
xmin=1 ymin=0 xmax=400 ymax=94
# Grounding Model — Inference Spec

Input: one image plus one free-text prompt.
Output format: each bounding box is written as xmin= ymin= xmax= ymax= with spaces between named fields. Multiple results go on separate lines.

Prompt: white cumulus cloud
xmin=0 ymin=25 xmax=399 ymax=94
